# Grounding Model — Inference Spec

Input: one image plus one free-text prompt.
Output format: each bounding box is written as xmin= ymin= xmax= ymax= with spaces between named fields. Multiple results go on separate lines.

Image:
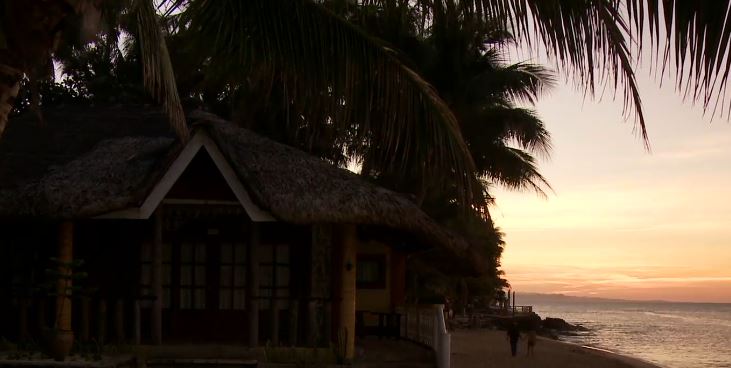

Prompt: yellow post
xmin=57 ymin=221 xmax=73 ymax=332
xmin=337 ymin=224 xmax=358 ymax=360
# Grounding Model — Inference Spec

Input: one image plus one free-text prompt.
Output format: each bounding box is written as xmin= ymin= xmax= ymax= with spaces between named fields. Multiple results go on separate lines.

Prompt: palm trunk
xmin=0 ymin=64 xmax=22 ymax=137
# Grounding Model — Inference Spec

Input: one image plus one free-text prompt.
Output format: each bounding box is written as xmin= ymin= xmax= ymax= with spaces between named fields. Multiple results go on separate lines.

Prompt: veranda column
xmin=57 ymin=221 xmax=74 ymax=333
xmin=151 ymin=210 xmax=163 ymax=344
xmin=246 ymin=223 xmax=260 ymax=347
xmin=336 ymin=224 xmax=357 ymax=360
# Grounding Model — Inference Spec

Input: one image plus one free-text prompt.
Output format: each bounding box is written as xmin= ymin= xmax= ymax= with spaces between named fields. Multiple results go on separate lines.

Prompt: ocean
xmin=524 ymin=297 xmax=731 ymax=368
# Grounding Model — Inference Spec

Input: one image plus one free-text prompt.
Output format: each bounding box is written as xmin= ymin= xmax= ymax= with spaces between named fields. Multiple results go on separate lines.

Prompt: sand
xmin=451 ymin=329 xmax=663 ymax=368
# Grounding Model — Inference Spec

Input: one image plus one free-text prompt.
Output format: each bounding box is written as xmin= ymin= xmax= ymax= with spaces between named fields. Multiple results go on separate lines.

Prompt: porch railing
xmin=400 ymin=304 xmax=451 ymax=368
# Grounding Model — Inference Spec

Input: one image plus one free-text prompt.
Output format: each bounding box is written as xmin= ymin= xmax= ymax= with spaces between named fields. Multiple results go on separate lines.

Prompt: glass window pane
xmin=162 ymin=265 xmax=172 ymax=286
xmin=194 ymin=289 xmax=206 ymax=309
xmin=258 ymin=244 xmax=272 ymax=262
xmin=162 ymin=243 xmax=172 ymax=262
xmin=141 ymin=265 xmax=151 ymax=285
xmin=220 ymin=289 xmax=232 ymax=310
xmin=220 ymin=265 xmax=232 ymax=287
xmin=221 ymin=243 xmax=233 ymax=263
xmin=234 ymin=266 xmax=246 ymax=287
xmin=259 ymin=288 xmax=271 ymax=310
xmin=276 ymin=267 xmax=289 ymax=287
xmin=195 ymin=243 xmax=206 ymax=263
xmin=195 ymin=266 xmax=206 ymax=286
xmin=180 ymin=289 xmax=191 ymax=309
xmin=234 ymin=244 xmax=246 ymax=263
xmin=163 ymin=288 xmax=171 ymax=309
xmin=276 ymin=245 xmax=289 ymax=263
xmin=181 ymin=243 xmax=193 ymax=263
xmin=233 ymin=289 xmax=246 ymax=310
xmin=141 ymin=244 xmax=151 ymax=262
xmin=260 ymin=265 xmax=273 ymax=287
xmin=181 ymin=265 xmax=192 ymax=286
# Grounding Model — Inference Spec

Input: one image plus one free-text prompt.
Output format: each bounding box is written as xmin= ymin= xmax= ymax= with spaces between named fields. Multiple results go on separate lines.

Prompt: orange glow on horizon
xmin=492 ymin=60 xmax=731 ymax=304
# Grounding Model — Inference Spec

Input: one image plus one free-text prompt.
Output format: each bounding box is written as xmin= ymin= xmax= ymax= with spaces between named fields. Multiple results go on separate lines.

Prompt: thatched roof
xmin=0 ymin=106 xmax=478 ymax=267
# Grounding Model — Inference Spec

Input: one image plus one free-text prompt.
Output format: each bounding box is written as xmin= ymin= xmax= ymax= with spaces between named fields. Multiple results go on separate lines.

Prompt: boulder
xmin=542 ymin=317 xmax=588 ymax=331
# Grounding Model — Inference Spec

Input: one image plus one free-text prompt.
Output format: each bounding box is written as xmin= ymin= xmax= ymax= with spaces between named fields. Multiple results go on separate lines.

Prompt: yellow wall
xmin=356 ymin=241 xmax=391 ymax=312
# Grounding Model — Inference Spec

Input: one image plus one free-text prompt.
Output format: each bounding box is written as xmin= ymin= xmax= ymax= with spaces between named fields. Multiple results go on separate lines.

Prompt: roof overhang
xmin=94 ymin=130 xmax=276 ymax=222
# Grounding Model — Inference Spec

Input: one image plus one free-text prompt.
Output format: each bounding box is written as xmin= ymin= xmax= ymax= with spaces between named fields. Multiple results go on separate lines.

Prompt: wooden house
xmin=0 ymin=106 xmax=477 ymax=361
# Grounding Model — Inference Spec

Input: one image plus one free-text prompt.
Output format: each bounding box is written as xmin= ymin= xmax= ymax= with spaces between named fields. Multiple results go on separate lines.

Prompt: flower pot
xmin=43 ymin=328 xmax=75 ymax=361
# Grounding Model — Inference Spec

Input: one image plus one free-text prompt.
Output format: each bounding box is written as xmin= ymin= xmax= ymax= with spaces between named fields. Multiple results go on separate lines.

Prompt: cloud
xmin=504 ymin=264 xmax=731 ymax=302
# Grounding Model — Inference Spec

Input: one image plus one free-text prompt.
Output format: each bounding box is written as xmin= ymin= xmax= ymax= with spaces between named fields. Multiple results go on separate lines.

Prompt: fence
xmin=400 ymin=304 xmax=451 ymax=368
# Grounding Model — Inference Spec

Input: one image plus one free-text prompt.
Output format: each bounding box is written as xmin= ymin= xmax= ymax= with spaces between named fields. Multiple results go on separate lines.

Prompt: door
xmin=166 ymin=222 xmax=249 ymax=342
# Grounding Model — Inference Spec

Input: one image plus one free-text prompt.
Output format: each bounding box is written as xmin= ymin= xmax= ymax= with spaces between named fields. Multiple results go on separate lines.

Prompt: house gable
xmin=96 ymin=131 xmax=275 ymax=222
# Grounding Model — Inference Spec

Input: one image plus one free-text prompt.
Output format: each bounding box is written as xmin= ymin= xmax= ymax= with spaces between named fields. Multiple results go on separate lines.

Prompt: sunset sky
xmin=494 ymin=61 xmax=731 ymax=303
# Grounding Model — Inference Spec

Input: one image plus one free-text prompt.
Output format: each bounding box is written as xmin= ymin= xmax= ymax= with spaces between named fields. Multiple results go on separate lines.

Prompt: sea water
xmin=526 ymin=298 xmax=731 ymax=368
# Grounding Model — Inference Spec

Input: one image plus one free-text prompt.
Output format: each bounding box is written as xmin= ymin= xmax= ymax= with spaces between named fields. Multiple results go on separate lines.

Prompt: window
xmin=356 ymin=254 xmax=386 ymax=289
xmin=219 ymin=242 xmax=247 ymax=310
xmin=180 ymin=242 xmax=207 ymax=309
xmin=259 ymin=244 xmax=290 ymax=310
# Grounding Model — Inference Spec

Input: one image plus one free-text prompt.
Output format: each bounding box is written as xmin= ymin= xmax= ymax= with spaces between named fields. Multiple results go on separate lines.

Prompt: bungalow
xmin=0 ymin=106 xmax=475 ymax=363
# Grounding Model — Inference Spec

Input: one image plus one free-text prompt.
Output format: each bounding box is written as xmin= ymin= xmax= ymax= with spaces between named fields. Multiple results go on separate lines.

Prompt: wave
xmin=642 ymin=310 xmax=731 ymax=328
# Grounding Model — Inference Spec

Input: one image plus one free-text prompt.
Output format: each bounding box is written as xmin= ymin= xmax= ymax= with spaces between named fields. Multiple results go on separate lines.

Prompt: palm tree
xmin=4 ymin=0 xmax=731 ymax=209
xmin=0 ymin=0 xmax=478 ymax=208
xmin=340 ymin=4 xmax=552 ymax=209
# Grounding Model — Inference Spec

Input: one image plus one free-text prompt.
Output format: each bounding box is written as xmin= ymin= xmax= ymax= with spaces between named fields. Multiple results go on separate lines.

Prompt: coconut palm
xmin=4 ymin=0 xmax=731 ymax=209
xmin=0 ymin=0 xmax=479 ymax=207
xmin=339 ymin=4 xmax=552 ymax=211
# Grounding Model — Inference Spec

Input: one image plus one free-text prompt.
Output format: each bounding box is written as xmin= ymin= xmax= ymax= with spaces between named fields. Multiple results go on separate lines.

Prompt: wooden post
xmin=270 ymin=300 xmax=280 ymax=345
xmin=289 ymin=299 xmax=299 ymax=346
xmin=115 ymin=299 xmax=125 ymax=342
xmin=323 ymin=300 xmax=332 ymax=344
xmin=36 ymin=299 xmax=46 ymax=332
xmin=336 ymin=225 xmax=357 ymax=360
xmin=151 ymin=210 xmax=163 ymax=344
xmin=246 ymin=223 xmax=260 ymax=347
xmin=97 ymin=299 xmax=107 ymax=344
xmin=18 ymin=298 xmax=29 ymax=341
xmin=80 ymin=297 xmax=91 ymax=341
xmin=307 ymin=300 xmax=317 ymax=346
xmin=57 ymin=221 xmax=73 ymax=333
xmin=270 ymin=243 xmax=279 ymax=345
xmin=133 ymin=299 xmax=141 ymax=345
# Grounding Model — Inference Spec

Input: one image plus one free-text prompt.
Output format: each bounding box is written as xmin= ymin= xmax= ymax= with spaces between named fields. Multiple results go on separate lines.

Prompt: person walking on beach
xmin=526 ymin=327 xmax=537 ymax=356
xmin=506 ymin=321 xmax=521 ymax=357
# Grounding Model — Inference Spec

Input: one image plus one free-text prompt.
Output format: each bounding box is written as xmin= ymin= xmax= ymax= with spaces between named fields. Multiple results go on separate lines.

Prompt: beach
xmin=451 ymin=329 xmax=662 ymax=368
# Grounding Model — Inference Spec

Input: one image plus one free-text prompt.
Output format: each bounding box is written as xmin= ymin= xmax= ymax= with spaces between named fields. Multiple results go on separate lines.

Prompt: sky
xmin=494 ymin=60 xmax=731 ymax=303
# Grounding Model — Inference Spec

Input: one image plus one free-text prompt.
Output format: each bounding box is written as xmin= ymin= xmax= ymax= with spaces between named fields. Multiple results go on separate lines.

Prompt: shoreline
xmin=451 ymin=328 xmax=664 ymax=368
xmin=549 ymin=337 xmax=663 ymax=368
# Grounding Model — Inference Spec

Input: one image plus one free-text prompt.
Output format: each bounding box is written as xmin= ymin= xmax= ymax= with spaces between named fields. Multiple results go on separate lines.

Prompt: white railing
xmin=400 ymin=304 xmax=451 ymax=368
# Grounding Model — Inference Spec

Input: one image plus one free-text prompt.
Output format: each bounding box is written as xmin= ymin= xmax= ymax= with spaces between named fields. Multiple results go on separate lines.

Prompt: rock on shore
xmin=542 ymin=317 xmax=589 ymax=332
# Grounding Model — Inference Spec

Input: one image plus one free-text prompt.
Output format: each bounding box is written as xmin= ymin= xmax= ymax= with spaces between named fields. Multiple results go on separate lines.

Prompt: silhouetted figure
xmin=526 ymin=328 xmax=537 ymax=356
xmin=506 ymin=321 xmax=521 ymax=357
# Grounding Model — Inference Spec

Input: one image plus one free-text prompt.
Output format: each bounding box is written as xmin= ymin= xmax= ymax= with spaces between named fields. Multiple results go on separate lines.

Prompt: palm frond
xmin=465 ymin=106 xmax=552 ymax=158
xmin=182 ymin=0 xmax=477 ymax=207
xmin=627 ymin=2 xmax=731 ymax=118
xmin=465 ymin=60 xmax=555 ymax=105
xmin=134 ymin=0 xmax=188 ymax=140
xmin=475 ymin=143 xmax=552 ymax=198
xmin=475 ymin=0 xmax=649 ymax=147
